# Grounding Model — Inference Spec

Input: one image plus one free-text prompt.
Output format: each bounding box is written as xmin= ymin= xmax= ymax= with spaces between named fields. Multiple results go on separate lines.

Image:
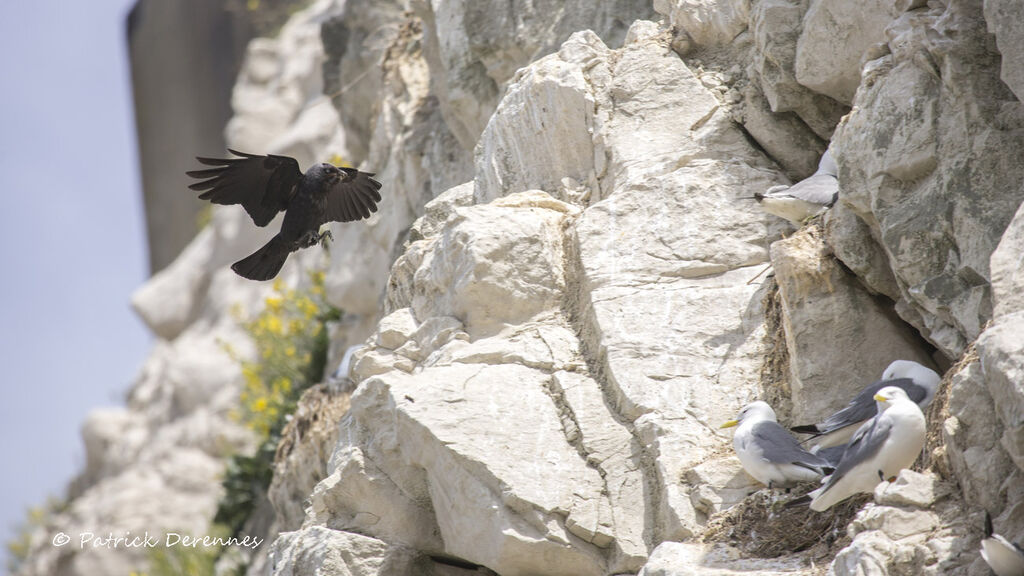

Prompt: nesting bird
xmin=791 ymin=386 xmax=927 ymax=512
xmin=752 ymin=150 xmax=839 ymax=224
xmin=791 ymin=360 xmax=940 ymax=448
xmin=810 ymin=444 xmax=847 ymax=469
xmin=721 ymin=401 xmax=833 ymax=489
xmin=982 ymin=512 xmax=1024 ymax=576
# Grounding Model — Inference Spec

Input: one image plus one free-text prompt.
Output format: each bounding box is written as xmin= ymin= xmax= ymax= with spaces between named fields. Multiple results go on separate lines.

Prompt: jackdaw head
xmin=308 ymin=162 xmax=342 ymax=184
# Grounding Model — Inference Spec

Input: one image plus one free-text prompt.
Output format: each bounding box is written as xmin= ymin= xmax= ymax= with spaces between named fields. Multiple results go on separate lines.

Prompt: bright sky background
xmin=0 ymin=0 xmax=151 ymax=567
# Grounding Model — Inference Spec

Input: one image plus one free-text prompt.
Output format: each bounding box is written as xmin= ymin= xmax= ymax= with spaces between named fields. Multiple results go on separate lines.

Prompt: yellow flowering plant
xmin=228 ymin=271 xmax=338 ymax=438
xmin=215 ymin=269 xmax=339 ymax=540
xmin=5 ymin=496 xmax=65 ymax=574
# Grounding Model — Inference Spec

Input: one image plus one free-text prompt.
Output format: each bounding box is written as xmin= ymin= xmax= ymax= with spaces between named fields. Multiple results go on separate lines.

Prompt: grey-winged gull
xmin=791 ymin=360 xmax=940 ymax=448
xmin=752 ymin=150 xmax=839 ymax=224
xmin=721 ymin=401 xmax=833 ymax=489
xmin=810 ymin=444 xmax=847 ymax=468
xmin=789 ymin=386 xmax=927 ymax=511
xmin=982 ymin=511 xmax=1024 ymax=576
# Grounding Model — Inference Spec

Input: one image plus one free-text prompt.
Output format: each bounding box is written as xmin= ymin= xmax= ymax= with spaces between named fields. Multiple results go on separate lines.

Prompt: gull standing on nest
xmin=721 ymin=401 xmax=833 ymax=489
xmin=788 ymin=386 xmax=927 ymax=512
xmin=791 ymin=360 xmax=940 ymax=449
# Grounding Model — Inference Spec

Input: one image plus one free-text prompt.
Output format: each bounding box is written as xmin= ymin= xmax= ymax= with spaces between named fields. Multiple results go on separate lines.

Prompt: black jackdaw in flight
xmin=187 ymin=150 xmax=382 ymax=281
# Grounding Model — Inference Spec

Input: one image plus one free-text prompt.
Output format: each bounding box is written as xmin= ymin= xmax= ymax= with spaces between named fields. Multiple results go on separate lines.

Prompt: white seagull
xmin=793 ymin=386 xmax=927 ymax=512
xmin=751 ymin=150 xmax=839 ymax=224
xmin=721 ymin=401 xmax=833 ymax=489
xmin=791 ymin=360 xmax=940 ymax=448
xmin=982 ymin=512 xmax=1024 ymax=576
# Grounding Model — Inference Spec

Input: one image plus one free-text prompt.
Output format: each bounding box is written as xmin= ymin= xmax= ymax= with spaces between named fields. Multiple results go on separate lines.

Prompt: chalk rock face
xmin=638 ymin=541 xmax=814 ymax=575
xmin=830 ymin=471 xmax=973 ymax=576
xmin=794 ymin=0 xmax=897 ymax=104
xmin=769 ymin=225 xmax=933 ymax=425
xmin=982 ymin=236 xmax=1024 ymax=481
xmin=276 ymin=24 xmax=799 ymax=575
xmin=16 ymin=277 xmax=262 ymax=576
xmin=505 ymin=21 xmax=784 ymax=536
xmin=736 ymin=0 xmax=854 ymax=181
xmin=738 ymin=82 xmax=827 ymax=179
xmin=320 ymin=0 xmax=405 ymax=164
xmin=267 ymin=385 xmax=352 ymax=533
xmin=985 ymin=0 xmax=1024 ymax=102
xmin=945 ymin=197 xmax=1024 ymax=544
xmin=653 ymin=0 xmax=750 ymax=49
xmin=130 ymin=208 xmax=278 ymax=340
xmin=746 ymin=0 xmax=849 ymax=139
xmin=412 ymin=0 xmax=656 ymax=150
xmin=309 ymin=193 xmax=638 ymax=576
xmin=227 ymin=1 xmax=345 ymax=157
xmin=270 ymin=527 xmax=489 ymax=576
xmin=21 ymin=240 xmax=330 ymax=576
xmin=942 ymin=362 xmax=1017 ymax=515
xmin=829 ymin=0 xmax=1024 ymax=359
xmin=990 ymin=200 xmax=1024 ymax=322
xmin=321 ymin=4 xmax=474 ymax=322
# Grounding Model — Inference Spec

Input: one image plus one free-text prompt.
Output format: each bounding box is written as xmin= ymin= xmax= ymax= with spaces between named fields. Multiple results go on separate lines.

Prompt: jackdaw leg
xmin=318 ymin=230 xmax=334 ymax=247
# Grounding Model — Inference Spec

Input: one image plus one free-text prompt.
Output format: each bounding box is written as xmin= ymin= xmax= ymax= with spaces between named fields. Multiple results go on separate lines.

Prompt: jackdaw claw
xmin=318 ymin=230 xmax=334 ymax=248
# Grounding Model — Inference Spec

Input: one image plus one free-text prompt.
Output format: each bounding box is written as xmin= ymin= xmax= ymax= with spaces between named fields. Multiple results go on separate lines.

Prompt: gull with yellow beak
xmin=788 ymin=386 xmax=927 ymax=511
xmin=721 ymin=401 xmax=833 ymax=489
xmin=791 ymin=360 xmax=940 ymax=449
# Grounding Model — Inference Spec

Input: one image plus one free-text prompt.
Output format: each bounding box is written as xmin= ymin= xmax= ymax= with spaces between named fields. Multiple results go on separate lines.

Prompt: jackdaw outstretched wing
xmin=322 ymin=168 xmax=384 ymax=223
xmin=187 ymin=149 xmax=302 ymax=227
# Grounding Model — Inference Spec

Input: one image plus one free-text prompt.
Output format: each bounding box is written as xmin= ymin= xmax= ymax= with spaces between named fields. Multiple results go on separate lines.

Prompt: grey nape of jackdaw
xmin=187 ymin=150 xmax=382 ymax=281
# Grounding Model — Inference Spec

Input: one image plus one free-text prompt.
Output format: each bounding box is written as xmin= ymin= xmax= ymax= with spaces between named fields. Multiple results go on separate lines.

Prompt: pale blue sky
xmin=0 ymin=0 xmax=151 ymax=568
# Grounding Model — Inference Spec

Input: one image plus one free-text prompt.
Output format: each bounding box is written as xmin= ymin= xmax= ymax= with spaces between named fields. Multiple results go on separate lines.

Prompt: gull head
xmin=721 ymin=401 xmax=777 ymax=428
xmin=873 ymin=385 xmax=912 ymax=407
xmin=882 ymin=360 xmax=940 ymax=385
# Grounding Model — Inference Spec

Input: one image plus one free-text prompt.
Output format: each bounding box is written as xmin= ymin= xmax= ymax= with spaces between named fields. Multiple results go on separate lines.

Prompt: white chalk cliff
xmin=15 ymin=0 xmax=1024 ymax=574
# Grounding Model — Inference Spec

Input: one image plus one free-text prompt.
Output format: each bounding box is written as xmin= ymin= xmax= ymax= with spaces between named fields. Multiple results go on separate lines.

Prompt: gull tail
xmin=790 ymin=424 xmax=823 ymax=436
xmin=232 ymin=234 xmax=290 ymax=281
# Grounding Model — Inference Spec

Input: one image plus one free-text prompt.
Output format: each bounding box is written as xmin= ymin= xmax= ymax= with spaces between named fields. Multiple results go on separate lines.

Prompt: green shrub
xmin=6 ymin=496 xmax=65 ymax=574
xmin=216 ymin=270 xmax=339 ymax=538
xmin=227 ymin=271 xmax=337 ymax=438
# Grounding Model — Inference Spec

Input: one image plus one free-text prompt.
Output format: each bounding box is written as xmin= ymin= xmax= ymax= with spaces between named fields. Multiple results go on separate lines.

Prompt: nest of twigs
xmin=702 ymin=484 xmax=870 ymax=560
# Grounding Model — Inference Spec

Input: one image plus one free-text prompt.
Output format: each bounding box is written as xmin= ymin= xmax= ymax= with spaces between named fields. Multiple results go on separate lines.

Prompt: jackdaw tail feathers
xmin=231 ymin=234 xmax=290 ymax=281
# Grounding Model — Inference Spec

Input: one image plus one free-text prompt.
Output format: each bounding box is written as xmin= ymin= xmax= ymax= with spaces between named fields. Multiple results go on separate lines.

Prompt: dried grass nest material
xmin=702 ymin=484 xmax=869 ymax=560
